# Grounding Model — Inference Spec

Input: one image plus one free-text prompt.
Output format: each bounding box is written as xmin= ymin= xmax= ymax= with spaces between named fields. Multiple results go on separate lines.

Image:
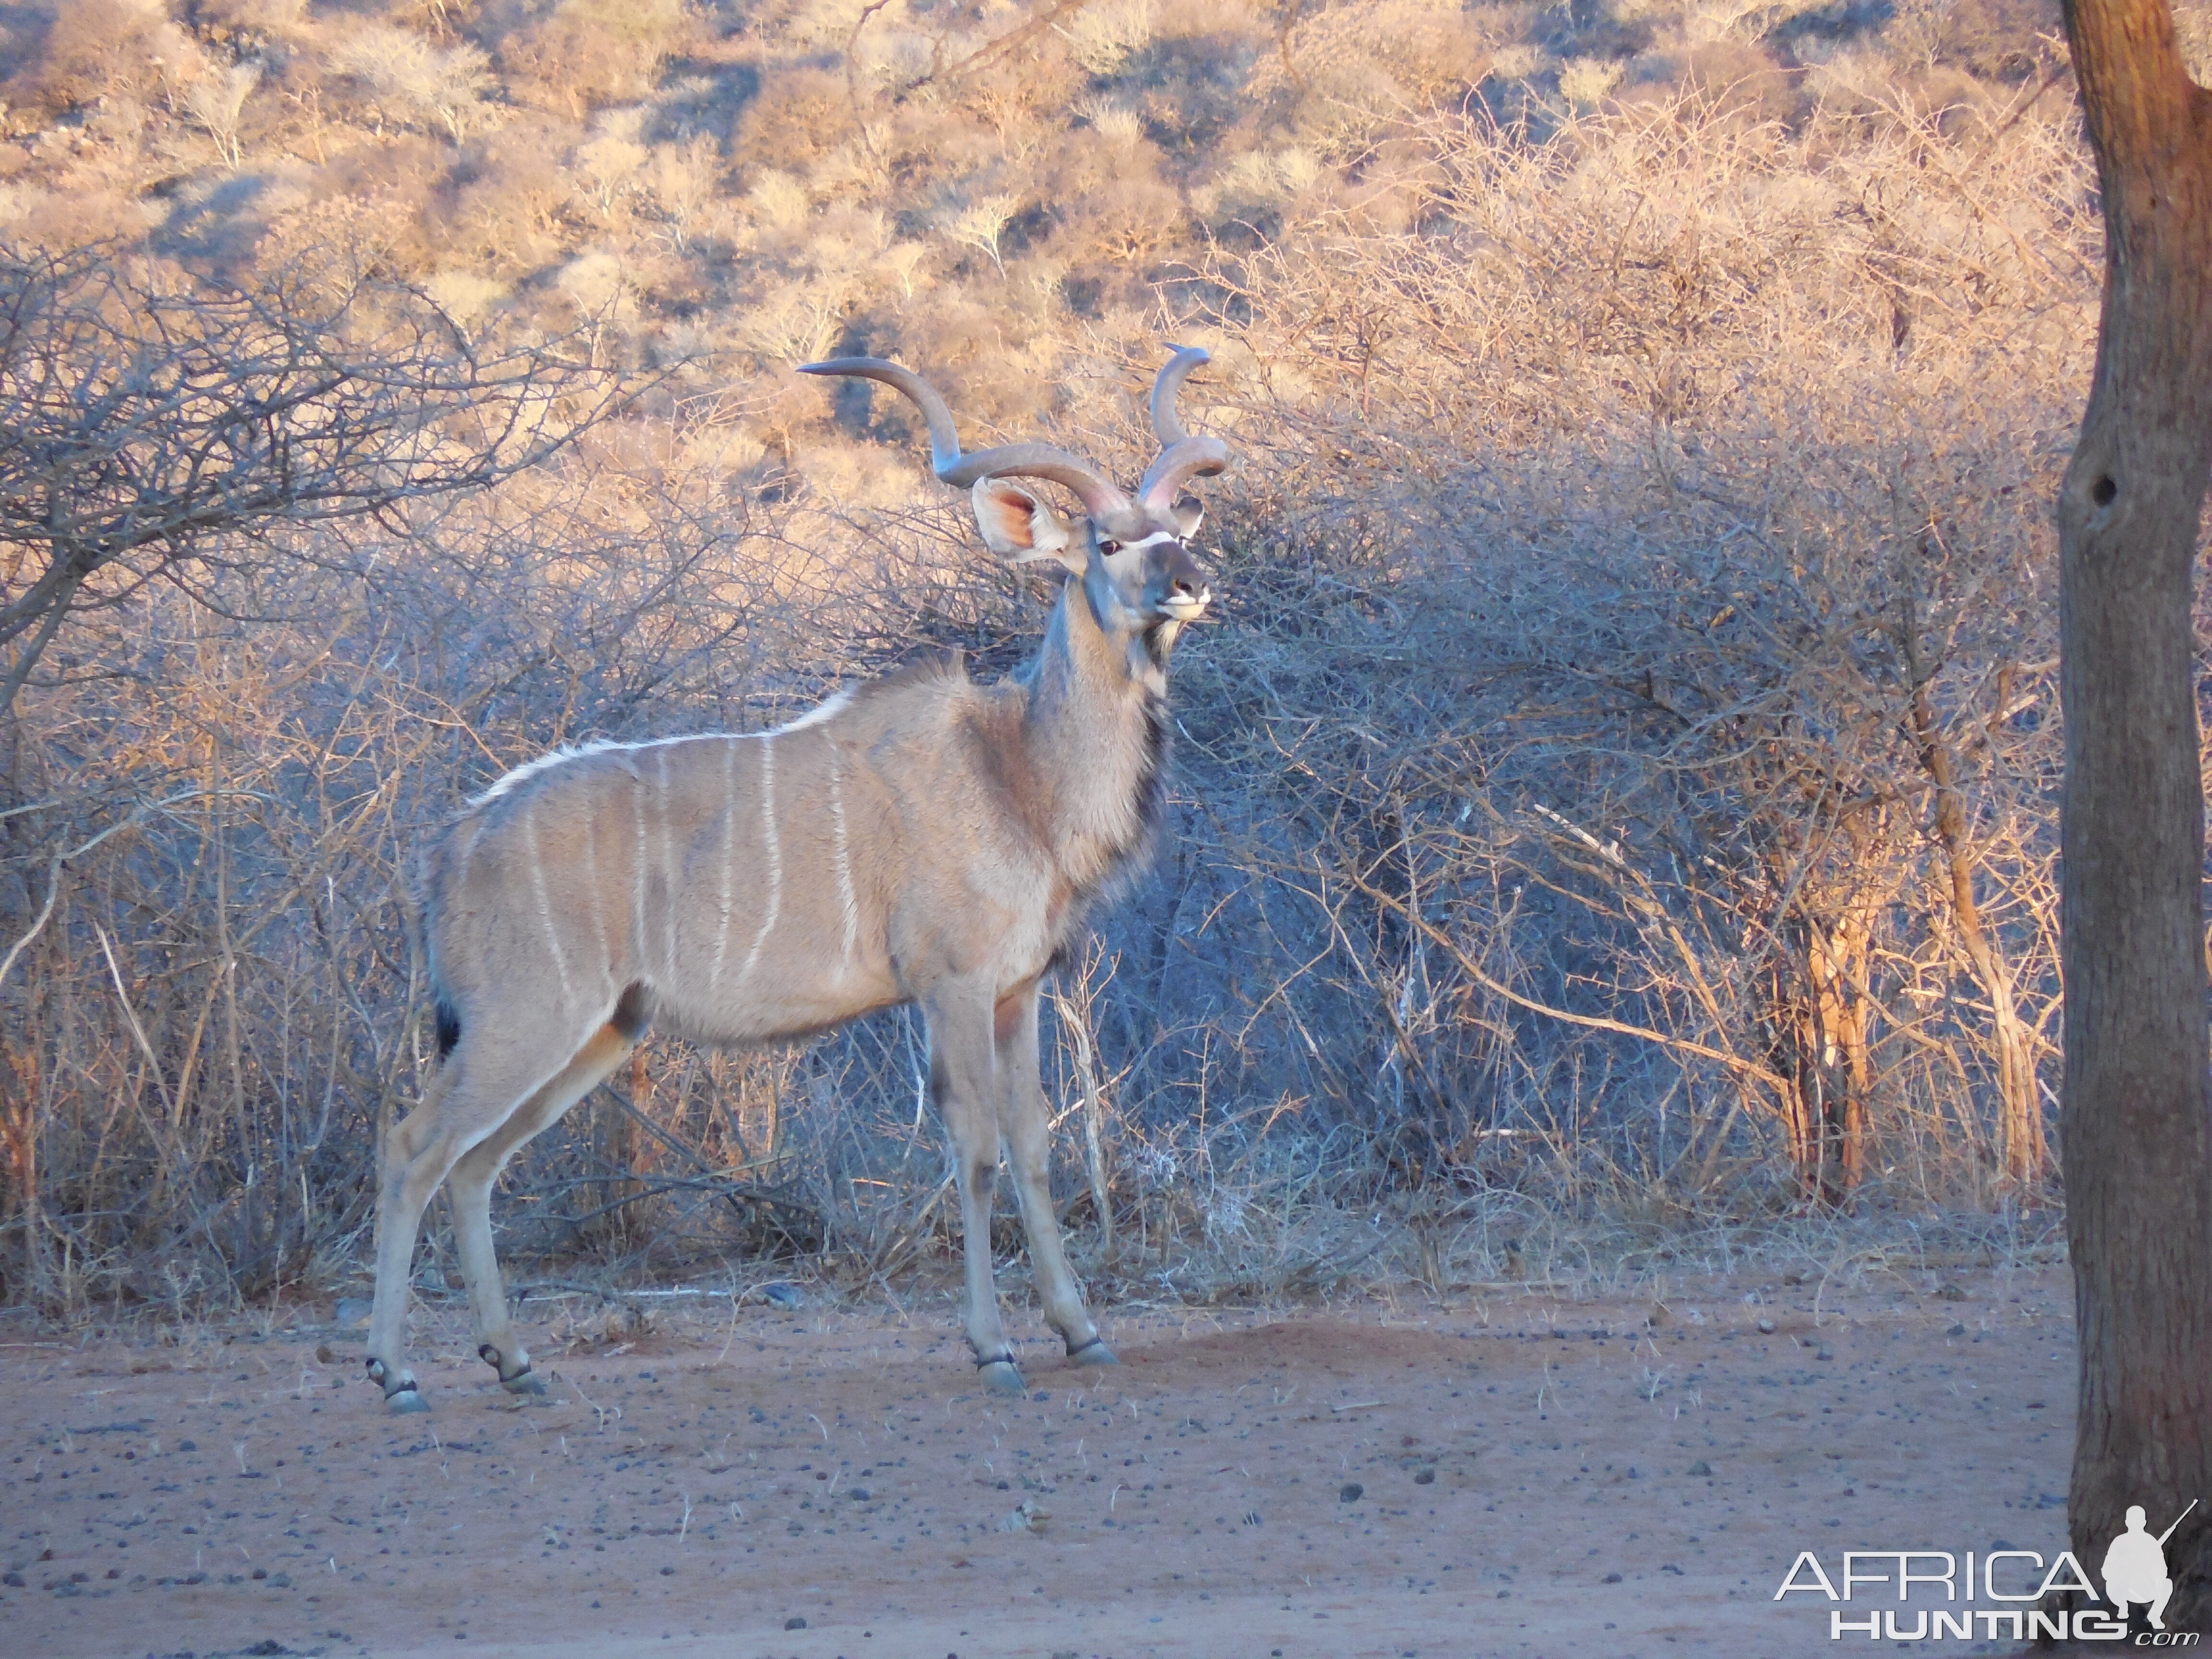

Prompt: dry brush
xmin=0 ymin=4 xmax=2122 ymax=1321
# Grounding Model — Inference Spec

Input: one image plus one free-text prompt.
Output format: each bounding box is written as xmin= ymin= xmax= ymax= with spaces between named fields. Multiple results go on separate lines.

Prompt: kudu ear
xmin=972 ymin=477 xmax=1083 ymax=572
xmin=1170 ymin=495 xmax=1204 ymax=539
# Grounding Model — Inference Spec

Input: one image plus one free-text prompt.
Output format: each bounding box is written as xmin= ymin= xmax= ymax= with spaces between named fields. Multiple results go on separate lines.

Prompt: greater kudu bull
xmin=362 ymin=348 xmax=1228 ymax=1411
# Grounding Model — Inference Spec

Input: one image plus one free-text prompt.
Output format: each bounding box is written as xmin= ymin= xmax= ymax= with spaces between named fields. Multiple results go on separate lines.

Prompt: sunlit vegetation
xmin=0 ymin=0 xmax=2174 ymax=1317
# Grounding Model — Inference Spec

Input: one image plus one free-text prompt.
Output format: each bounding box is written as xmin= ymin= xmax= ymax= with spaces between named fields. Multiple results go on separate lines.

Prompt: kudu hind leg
xmin=447 ymin=1020 xmax=641 ymax=1396
xmin=366 ymin=1009 xmax=608 ymax=1414
xmin=366 ymin=1082 xmax=467 ymax=1414
xmin=927 ymin=992 xmax=1027 ymax=1397
xmin=995 ymin=983 xmax=1112 ymax=1367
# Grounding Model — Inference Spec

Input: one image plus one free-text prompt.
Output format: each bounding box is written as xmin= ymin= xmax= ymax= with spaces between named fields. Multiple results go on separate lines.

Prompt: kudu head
xmin=798 ymin=347 xmax=1227 ymax=651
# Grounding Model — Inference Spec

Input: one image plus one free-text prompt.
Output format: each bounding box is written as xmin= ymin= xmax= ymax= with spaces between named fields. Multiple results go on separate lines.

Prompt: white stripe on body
xmin=779 ymin=686 xmax=855 ymax=733
xmin=476 ymin=691 xmax=855 ymax=810
xmin=657 ymin=745 xmax=680 ymax=982
xmin=477 ymin=697 xmax=857 ymax=998
xmin=629 ymin=767 xmax=648 ymax=974
xmin=578 ymin=803 xmax=612 ymax=1002
xmin=520 ymin=800 xmax=576 ymax=1004
xmin=709 ymin=735 xmax=739 ymax=993
xmin=736 ymin=734 xmax=781 ymax=986
xmin=828 ymin=734 xmax=858 ymax=965
xmin=473 ymin=733 xmax=697 ymax=806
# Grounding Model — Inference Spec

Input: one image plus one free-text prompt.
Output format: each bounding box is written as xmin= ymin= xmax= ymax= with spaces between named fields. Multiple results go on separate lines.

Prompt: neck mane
xmin=1015 ymin=570 xmax=1172 ymax=899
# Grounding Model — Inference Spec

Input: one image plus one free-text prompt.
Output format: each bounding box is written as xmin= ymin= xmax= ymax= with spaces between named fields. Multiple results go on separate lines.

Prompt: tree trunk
xmin=2056 ymin=0 xmax=2212 ymax=1632
xmin=0 ymin=1040 xmax=45 ymax=1307
xmin=1811 ymin=897 xmax=1875 ymax=1197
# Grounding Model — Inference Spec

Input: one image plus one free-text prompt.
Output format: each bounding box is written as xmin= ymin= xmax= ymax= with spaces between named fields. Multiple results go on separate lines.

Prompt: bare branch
xmin=0 ymin=243 xmax=636 ymax=721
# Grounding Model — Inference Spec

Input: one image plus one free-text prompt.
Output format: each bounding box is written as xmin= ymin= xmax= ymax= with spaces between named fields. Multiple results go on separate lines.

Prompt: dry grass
xmin=0 ymin=0 xmax=2129 ymax=1324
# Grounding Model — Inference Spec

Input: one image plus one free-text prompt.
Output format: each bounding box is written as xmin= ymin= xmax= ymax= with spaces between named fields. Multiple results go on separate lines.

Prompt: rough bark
xmin=2056 ymin=0 xmax=2212 ymax=1633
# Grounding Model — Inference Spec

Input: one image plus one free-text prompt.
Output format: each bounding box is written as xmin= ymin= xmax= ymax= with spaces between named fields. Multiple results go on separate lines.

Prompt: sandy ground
xmin=0 ymin=1264 xmax=2080 ymax=1659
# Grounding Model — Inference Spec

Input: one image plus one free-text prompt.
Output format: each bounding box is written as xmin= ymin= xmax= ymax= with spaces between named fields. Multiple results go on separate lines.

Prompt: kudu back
xmin=364 ymin=348 xmax=1228 ymax=1411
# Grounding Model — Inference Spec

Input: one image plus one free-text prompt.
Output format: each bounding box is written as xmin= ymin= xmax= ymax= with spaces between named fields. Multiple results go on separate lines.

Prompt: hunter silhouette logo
xmin=1775 ymin=1497 xmax=2204 ymax=1643
xmin=2105 ymin=1500 xmax=2198 ymax=1633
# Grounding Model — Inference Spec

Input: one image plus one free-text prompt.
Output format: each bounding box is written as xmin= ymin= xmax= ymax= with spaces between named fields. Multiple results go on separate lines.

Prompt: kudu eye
xmin=1098 ymin=539 xmax=1121 ymax=555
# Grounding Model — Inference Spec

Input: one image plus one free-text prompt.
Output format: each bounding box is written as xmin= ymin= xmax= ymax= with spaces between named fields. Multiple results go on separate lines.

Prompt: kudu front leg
xmin=927 ymin=991 xmax=1028 ymax=1397
xmin=446 ymin=1148 xmax=543 ymax=1398
xmin=995 ymin=981 xmax=1113 ymax=1368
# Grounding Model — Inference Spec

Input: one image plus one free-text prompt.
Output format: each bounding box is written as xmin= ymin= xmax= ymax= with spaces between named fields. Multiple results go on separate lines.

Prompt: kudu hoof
xmin=482 ymin=1345 xmax=546 ymax=1397
xmin=368 ymin=1359 xmax=430 ymax=1415
xmin=1069 ymin=1340 xmax=1119 ymax=1369
xmin=977 ymin=1358 xmax=1028 ymax=1397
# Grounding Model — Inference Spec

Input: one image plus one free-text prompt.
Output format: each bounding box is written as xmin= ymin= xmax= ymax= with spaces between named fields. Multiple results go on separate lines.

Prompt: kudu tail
xmin=414 ymin=830 xmax=466 ymax=1064
xmin=433 ymin=991 xmax=462 ymax=1061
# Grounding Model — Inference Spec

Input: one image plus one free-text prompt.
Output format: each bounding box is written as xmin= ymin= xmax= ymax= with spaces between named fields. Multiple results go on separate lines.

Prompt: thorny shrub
xmin=0 ymin=0 xmax=2152 ymax=1320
